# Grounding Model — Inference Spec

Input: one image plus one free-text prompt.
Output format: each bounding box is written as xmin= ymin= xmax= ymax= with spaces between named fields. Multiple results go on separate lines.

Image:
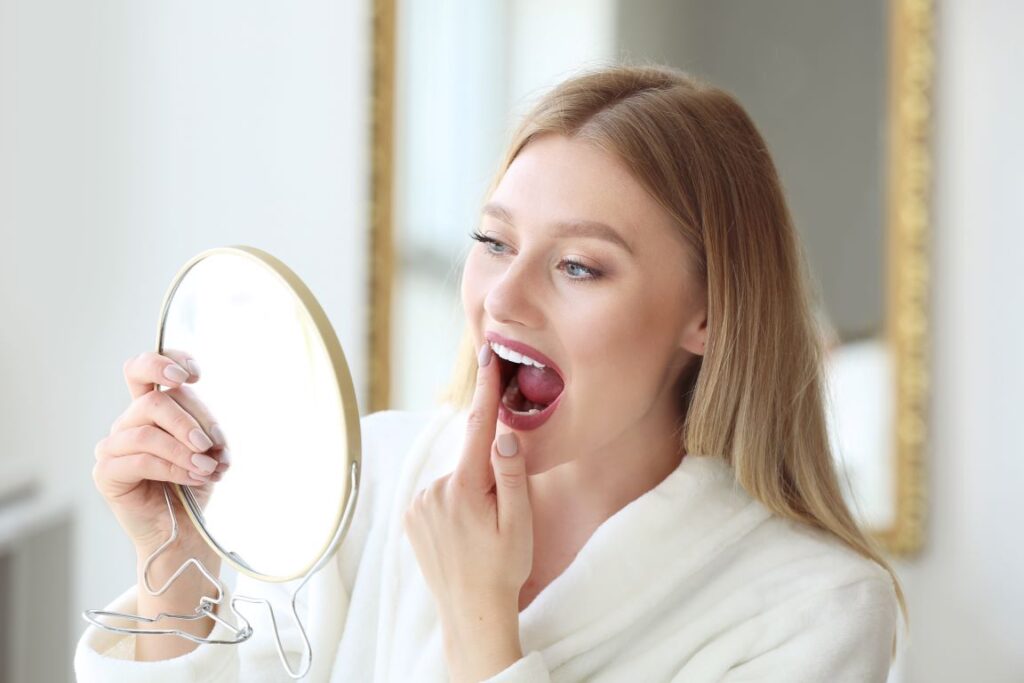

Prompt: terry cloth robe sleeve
xmin=74 ymin=409 xmax=389 ymax=682
xmin=718 ymin=574 xmax=900 ymax=683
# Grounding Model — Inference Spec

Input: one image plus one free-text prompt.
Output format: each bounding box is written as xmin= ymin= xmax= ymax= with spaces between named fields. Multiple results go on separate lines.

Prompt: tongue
xmin=515 ymin=364 xmax=564 ymax=406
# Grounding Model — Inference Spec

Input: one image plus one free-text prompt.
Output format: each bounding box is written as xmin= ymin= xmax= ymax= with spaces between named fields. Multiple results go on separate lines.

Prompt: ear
xmin=678 ymin=309 xmax=708 ymax=356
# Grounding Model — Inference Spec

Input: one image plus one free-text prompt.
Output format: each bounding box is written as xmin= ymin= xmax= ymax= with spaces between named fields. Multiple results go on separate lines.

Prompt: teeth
xmin=501 ymin=374 xmax=544 ymax=415
xmin=489 ymin=342 xmax=546 ymax=369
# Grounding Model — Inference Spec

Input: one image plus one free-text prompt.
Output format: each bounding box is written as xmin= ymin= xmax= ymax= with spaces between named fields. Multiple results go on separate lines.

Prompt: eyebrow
xmin=481 ymin=201 xmax=635 ymax=256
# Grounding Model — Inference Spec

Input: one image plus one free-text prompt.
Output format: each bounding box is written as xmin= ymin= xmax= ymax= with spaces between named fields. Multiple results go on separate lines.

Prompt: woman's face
xmin=461 ymin=133 xmax=706 ymax=473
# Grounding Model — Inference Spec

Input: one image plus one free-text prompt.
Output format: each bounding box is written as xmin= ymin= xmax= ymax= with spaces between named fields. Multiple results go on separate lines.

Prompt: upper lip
xmin=484 ymin=331 xmax=565 ymax=380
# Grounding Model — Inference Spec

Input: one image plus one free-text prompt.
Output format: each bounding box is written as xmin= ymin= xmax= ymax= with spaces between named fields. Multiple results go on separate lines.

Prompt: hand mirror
xmin=83 ymin=245 xmax=362 ymax=679
xmin=160 ymin=245 xmax=360 ymax=582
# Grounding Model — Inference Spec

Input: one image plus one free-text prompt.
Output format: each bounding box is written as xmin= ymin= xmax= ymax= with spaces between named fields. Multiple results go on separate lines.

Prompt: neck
xmin=527 ymin=397 xmax=686 ymax=536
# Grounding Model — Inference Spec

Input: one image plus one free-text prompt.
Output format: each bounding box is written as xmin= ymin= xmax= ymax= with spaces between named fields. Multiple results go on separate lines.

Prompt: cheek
xmin=567 ymin=285 xmax=669 ymax=399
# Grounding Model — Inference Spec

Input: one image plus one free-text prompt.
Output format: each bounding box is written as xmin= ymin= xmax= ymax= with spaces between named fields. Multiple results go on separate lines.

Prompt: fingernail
xmin=186 ymin=358 xmax=201 ymax=378
xmin=191 ymin=453 xmax=217 ymax=474
xmin=189 ymin=428 xmax=214 ymax=451
xmin=478 ymin=342 xmax=492 ymax=367
xmin=497 ymin=432 xmax=518 ymax=457
xmin=163 ymin=364 xmax=189 ymax=383
xmin=209 ymin=423 xmax=227 ymax=447
xmin=188 ymin=471 xmax=211 ymax=484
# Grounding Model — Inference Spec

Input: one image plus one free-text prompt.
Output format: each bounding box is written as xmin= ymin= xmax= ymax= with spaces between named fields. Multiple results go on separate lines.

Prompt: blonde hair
xmin=438 ymin=61 xmax=907 ymax=654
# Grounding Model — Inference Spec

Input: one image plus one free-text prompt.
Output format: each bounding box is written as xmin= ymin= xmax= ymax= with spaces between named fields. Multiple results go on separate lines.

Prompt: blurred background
xmin=1 ymin=0 xmax=1021 ymax=681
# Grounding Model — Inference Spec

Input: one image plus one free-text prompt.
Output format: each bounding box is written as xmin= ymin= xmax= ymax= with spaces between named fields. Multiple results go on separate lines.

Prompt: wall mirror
xmin=369 ymin=0 xmax=932 ymax=555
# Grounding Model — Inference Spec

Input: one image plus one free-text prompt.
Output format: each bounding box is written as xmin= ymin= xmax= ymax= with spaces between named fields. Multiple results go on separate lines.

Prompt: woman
xmin=76 ymin=62 xmax=906 ymax=681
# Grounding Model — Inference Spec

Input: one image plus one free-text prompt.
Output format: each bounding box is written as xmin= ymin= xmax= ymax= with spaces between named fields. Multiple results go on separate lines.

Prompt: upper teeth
xmin=489 ymin=342 xmax=546 ymax=369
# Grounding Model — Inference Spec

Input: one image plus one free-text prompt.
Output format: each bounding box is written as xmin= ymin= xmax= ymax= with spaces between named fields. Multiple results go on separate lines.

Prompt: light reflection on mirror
xmin=162 ymin=251 xmax=349 ymax=579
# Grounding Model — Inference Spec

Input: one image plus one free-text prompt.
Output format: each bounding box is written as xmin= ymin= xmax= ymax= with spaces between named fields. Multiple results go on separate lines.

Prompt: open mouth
xmin=497 ymin=355 xmax=565 ymax=415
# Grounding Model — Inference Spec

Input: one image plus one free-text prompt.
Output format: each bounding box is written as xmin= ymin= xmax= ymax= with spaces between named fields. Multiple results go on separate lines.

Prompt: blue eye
xmin=468 ymin=230 xmax=603 ymax=282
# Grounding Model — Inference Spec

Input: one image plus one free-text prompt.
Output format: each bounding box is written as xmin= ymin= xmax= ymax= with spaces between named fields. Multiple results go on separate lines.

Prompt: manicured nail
xmin=163 ymin=364 xmax=189 ymax=383
xmin=478 ymin=343 xmax=492 ymax=367
xmin=186 ymin=359 xmax=201 ymax=378
xmin=188 ymin=471 xmax=211 ymax=484
xmin=189 ymin=428 xmax=214 ymax=452
xmin=209 ymin=423 xmax=227 ymax=447
xmin=191 ymin=453 xmax=217 ymax=474
xmin=497 ymin=432 xmax=518 ymax=457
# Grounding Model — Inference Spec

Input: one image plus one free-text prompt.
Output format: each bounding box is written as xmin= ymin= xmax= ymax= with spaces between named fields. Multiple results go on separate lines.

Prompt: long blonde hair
xmin=438 ymin=61 xmax=907 ymax=653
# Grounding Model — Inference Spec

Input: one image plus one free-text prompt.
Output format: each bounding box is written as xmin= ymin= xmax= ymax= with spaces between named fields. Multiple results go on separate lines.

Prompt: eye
xmin=469 ymin=230 xmax=510 ymax=256
xmin=468 ymin=230 xmax=604 ymax=282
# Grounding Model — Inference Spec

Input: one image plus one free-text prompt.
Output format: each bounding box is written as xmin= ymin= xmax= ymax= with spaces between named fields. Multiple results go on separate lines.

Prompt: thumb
xmin=491 ymin=432 xmax=531 ymax=533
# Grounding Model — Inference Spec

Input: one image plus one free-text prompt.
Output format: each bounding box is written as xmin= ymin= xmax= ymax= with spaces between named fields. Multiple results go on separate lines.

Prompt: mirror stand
xmin=82 ymin=459 xmax=360 ymax=680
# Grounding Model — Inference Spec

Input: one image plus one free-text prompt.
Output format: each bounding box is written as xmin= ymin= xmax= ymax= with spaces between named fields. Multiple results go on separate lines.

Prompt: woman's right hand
xmin=92 ymin=350 xmax=231 ymax=558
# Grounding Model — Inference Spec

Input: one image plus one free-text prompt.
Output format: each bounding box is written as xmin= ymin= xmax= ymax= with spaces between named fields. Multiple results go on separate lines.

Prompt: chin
xmin=519 ymin=445 xmax=569 ymax=476
xmin=523 ymin=457 xmax=549 ymax=476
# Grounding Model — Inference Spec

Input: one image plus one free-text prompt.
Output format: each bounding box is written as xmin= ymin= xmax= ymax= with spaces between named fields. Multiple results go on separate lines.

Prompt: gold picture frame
xmin=368 ymin=0 xmax=933 ymax=556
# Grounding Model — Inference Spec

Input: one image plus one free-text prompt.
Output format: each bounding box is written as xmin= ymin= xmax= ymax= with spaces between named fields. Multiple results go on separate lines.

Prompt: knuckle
xmin=159 ymin=458 xmax=175 ymax=481
xmin=497 ymin=471 xmax=526 ymax=489
xmin=465 ymin=408 xmax=488 ymax=432
xmin=446 ymin=473 xmax=465 ymax=494
xmin=132 ymin=351 xmax=153 ymax=375
xmin=131 ymin=424 xmax=156 ymax=447
xmin=168 ymin=409 xmax=193 ymax=435
xmin=141 ymin=390 xmax=164 ymax=411
xmin=428 ymin=481 xmax=442 ymax=503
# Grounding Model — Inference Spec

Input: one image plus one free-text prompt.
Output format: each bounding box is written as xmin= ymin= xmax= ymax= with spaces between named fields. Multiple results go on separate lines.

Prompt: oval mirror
xmin=157 ymin=245 xmax=361 ymax=582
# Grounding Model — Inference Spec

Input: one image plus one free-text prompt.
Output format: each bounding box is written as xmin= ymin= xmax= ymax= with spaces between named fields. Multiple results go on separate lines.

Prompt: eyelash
xmin=468 ymin=230 xmax=604 ymax=282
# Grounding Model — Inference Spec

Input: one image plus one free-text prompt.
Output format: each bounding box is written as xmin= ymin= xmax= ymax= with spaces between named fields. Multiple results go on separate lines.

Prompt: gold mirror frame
xmin=368 ymin=0 xmax=933 ymax=556
xmin=879 ymin=0 xmax=933 ymax=555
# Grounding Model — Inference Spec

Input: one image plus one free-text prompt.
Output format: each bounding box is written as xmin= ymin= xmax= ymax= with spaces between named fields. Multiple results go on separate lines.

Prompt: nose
xmin=483 ymin=254 xmax=544 ymax=329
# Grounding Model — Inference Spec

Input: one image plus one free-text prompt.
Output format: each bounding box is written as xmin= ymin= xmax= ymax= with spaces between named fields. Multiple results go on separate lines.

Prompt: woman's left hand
xmin=403 ymin=342 xmax=533 ymax=681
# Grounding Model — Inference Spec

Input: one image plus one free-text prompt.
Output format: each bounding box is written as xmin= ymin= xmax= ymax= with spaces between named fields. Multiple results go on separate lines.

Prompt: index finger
xmin=452 ymin=342 xmax=501 ymax=491
xmin=123 ymin=349 xmax=201 ymax=400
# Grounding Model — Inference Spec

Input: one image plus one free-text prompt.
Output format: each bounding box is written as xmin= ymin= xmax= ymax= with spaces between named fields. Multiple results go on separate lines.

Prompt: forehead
xmin=487 ymin=135 xmax=674 ymax=247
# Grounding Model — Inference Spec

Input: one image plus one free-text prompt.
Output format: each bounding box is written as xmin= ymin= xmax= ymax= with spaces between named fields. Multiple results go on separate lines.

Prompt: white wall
xmin=0 ymin=0 xmax=371 ymax=670
xmin=889 ymin=0 xmax=1024 ymax=680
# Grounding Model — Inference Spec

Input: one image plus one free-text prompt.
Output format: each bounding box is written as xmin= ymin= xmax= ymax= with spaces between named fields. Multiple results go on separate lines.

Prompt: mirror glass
xmin=159 ymin=247 xmax=358 ymax=581
xmin=388 ymin=0 xmax=925 ymax=551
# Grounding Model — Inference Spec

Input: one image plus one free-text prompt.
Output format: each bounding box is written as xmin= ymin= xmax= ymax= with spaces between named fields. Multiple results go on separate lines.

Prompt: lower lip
xmin=497 ymin=389 xmax=564 ymax=430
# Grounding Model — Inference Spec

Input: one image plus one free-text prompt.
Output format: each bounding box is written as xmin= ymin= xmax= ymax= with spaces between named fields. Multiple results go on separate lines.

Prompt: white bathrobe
xmin=75 ymin=403 xmax=902 ymax=682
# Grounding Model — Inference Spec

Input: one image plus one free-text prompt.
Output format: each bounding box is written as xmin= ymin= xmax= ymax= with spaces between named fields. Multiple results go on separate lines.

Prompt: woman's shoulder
xmin=697 ymin=510 xmax=901 ymax=678
xmin=681 ymin=456 xmax=895 ymax=600
xmin=704 ymin=509 xmax=903 ymax=675
xmin=730 ymin=504 xmax=898 ymax=616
